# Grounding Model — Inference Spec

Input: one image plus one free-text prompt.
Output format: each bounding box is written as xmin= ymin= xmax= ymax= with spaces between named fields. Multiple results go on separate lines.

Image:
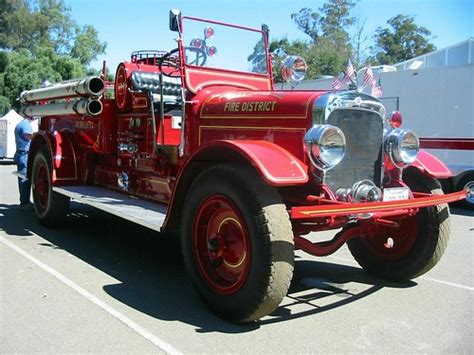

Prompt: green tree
xmin=0 ymin=48 xmax=86 ymax=112
xmin=250 ymin=0 xmax=357 ymax=80
xmin=319 ymin=0 xmax=356 ymax=50
xmin=71 ymin=25 xmax=106 ymax=65
xmin=291 ymin=8 xmax=320 ymax=43
xmin=0 ymin=0 xmax=106 ymax=111
xmin=372 ymin=14 xmax=436 ymax=64
xmin=291 ymin=0 xmax=356 ymax=48
xmin=0 ymin=0 xmax=106 ymax=63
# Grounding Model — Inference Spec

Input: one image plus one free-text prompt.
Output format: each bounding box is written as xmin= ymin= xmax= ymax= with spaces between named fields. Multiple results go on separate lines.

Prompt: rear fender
xmin=410 ymin=149 xmax=452 ymax=179
xmin=163 ymin=140 xmax=308 ymax=231
xmin=28 ymin=131 xmax=79 ymax=184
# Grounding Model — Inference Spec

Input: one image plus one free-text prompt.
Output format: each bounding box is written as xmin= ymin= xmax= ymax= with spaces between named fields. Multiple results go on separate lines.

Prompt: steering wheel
xmin=158 ymin=47 xmax=208 ymax=76
xmin=185 ymin=47 xmax=207 ymax=66
xmin=158 ymin=48 xmax=181 ymax=77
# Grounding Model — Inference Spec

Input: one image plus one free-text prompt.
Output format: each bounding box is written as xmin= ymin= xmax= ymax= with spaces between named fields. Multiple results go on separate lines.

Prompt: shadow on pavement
xmin=0 ymin=159 xmax=15 ymax=166
xmin=262 ymin=259 xmax=415 ymax=325
xmin=0 ymin=202 xmax=415 ymax=332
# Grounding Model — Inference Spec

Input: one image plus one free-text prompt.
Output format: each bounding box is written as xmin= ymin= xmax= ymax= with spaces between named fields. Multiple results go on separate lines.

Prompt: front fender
xmin=162 ymin=139 xmax=308 ymax=232
xmin=411 ymin=150 xmax=451 ymax=179
xmin=191 ymin=140 xmax=308 ymax=185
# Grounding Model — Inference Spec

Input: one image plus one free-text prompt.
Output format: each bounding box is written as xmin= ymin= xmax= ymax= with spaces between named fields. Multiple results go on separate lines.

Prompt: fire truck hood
xmin=198 ymin=90 xmax=327 ymax=120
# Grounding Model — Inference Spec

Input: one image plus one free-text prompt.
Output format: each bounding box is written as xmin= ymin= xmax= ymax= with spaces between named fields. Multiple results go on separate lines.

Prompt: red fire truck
xmin=20 ymin=11 xmax=467 ymax=322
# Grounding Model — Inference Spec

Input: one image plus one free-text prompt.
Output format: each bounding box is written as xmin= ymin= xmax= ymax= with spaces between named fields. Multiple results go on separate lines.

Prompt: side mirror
xmin=169 ymin=9 xmax=182 ymax=32
xmin=282 ymin=55 xmax=307 ymax=87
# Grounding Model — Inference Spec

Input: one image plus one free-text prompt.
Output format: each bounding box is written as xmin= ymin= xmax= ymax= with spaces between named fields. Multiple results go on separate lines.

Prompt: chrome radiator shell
xmin=324 ymin=109 xmax=384 ymax=192
xmin=311 ymin=92 xmax=386 ymax=192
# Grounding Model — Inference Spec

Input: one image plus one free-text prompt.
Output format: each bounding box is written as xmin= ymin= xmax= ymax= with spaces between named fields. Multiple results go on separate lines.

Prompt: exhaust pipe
xmin=22 ymin=99 xmax=103 ymax=117
xmin=20 ymin=76 xmax=105 ymax=103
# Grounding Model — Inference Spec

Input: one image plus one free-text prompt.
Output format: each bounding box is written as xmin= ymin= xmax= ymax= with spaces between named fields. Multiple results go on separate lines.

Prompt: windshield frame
xmin=181 ymin=15 xmax=271 ymax=77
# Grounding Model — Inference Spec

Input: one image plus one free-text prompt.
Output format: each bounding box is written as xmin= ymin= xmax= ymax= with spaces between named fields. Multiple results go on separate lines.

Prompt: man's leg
xmin=17 ymin=154 xmax=31 ymax=206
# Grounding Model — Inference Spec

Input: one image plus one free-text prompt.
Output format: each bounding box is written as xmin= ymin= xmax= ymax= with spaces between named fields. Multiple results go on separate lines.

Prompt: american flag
xmin=331 ymin=59 xmax=356 ymax=90
xmin=363 ymin=65 xmax=376 ymax=87
xmin=331 ymin=74 xmax=344 ymax=90
xmin=372 ymin=78 xmax=383 ymax=97
xmin=344 ymin=58 xmax=356 ymax=83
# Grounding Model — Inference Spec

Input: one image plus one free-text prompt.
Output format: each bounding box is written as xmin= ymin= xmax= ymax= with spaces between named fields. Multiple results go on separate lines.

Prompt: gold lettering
xmin=223 ymin=100 xmax=277 ymax=113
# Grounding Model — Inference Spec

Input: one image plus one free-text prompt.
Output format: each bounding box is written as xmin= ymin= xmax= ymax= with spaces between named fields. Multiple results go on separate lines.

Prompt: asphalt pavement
xmin=1 ymin=163 xmax=473 ymax=353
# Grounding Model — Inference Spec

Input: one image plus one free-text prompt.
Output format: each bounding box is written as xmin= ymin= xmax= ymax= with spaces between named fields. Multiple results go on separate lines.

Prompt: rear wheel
xmin=181 ymin=164 xmax=294 ymax=323
xmin=32 ymin=149 xmax=70 ymax=226
xmin=347 ymin=169 xmax=450 ymax=281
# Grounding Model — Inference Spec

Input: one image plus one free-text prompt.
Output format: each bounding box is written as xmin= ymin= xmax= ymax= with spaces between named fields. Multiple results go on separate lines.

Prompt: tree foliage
xmin=0 ymin=0 xmax=106 ymax=63
xmin=291 ymin=8 xmax=320 ymax=43
xmin=249 ymin=0 xmax=356 ymax=79
xmin=371 ymin=15 xmax=436 ymax=65
xmin=249 ymin=1 xmax=437 ymax=83
xmin=0 ymin=0 xmax=106 ymax=113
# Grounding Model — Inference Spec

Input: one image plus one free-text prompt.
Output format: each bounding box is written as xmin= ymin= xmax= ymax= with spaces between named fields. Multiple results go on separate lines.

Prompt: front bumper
xmin=291 ymin=189 xmax=467 ymax=220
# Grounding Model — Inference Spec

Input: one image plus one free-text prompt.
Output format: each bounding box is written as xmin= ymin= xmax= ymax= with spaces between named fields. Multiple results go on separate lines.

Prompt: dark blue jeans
xmin=14 ymin=152 xmax=31 ymax=206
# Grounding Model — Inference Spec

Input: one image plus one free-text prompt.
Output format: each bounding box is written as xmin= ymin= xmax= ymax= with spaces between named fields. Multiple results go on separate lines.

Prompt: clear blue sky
xmin=64 ymin=0 xmax=474 ymax=72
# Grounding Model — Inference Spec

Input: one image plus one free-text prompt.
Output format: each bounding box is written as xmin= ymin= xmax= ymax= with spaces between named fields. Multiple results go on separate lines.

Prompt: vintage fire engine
xmin=20 ymin=11 xmax=467 ymax=322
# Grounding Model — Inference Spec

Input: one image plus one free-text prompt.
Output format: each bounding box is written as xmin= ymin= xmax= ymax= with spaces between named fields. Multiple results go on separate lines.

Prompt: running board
xmin=53 ymin=186 xmax=167 ymax=232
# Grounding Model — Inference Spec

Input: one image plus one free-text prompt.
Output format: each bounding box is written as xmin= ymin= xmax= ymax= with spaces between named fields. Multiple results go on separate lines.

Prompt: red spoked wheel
xmin=181 ymin=164 xmax=294 ymax=323
xmin=193 ymin=195 xmax=250 ymax=295
xmin=347 ymin=169 xmax=451 ymax=281
xmin=361 ymin=215 xmax=419 ymax=261
xmin=32 ymin=148 xmax=70 ymax=226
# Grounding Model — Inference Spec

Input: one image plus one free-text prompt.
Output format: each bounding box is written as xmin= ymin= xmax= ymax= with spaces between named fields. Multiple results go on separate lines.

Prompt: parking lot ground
xmin=1 ymin=164 xmax=473 ymax=353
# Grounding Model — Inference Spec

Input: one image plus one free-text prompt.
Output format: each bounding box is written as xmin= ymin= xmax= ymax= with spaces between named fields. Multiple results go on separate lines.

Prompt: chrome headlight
xmin=304 ymin=125 xmax=346 ymax=170
xmin=384 ymin=129 xmax=419 ymax=167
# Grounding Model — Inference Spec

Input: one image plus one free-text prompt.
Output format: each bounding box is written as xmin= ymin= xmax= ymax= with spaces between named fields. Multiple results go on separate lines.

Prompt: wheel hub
xmin=35 ymin=162 xmax=50 ymax=209
xmin=464 ymin=180 xmax=474 ymax=204
xmin=193 ymin=195 xmax=250 ymax=294
xmin=364 ymin=215 xmax=419 ymax=260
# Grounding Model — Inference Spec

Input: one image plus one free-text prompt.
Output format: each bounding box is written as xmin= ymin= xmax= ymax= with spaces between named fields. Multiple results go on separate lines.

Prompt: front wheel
xmin=347 ymin=169 xmax=451 ymax=282
xmin=181 ymin=164 xmax=294 ymax=323
xmin=32 ymin=149 xmax=70 ymax=226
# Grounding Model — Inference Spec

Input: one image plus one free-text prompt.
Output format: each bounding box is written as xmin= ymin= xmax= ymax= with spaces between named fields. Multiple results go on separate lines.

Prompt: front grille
xmin=324 ymin=109 xmax=383 ymax=192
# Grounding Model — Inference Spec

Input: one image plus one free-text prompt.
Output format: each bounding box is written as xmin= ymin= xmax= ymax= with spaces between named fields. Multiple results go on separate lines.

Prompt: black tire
xmin=456 ymin=172 xmax=474 ymax=210
xmin=32 ymin=148 xmax=70 ymax=227
xmin=347 ymin=169 xmax=450 ymax=282
xmin=181 ymin=164 xmax=294 ymax=323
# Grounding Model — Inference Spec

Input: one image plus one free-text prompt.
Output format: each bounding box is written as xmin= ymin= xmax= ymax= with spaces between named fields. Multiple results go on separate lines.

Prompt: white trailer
xmin=377 ymin=39 xmax=474 ymax=209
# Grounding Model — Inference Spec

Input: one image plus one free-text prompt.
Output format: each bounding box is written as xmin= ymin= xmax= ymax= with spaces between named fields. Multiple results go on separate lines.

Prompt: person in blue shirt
xmin=14 ymin=116 xmax=36 ymax=210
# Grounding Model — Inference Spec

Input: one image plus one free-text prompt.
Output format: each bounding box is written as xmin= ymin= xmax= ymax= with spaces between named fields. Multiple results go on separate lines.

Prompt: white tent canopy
xmin=0 ymin=109 xmax=24 ymax=158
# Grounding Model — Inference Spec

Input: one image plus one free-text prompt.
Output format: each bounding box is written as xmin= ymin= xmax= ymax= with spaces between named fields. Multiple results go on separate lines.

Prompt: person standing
xmin=14 ymin=115 xmax=35 ymax=210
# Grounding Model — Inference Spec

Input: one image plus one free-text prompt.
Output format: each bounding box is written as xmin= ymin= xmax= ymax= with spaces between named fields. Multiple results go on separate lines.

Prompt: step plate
xmin=53 ymin=186 xmax=167 ymax=232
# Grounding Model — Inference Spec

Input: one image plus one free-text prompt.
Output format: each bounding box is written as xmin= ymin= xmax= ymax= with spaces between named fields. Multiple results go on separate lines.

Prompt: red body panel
xmin=186 ymin=88 xmax=323 ymax=164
